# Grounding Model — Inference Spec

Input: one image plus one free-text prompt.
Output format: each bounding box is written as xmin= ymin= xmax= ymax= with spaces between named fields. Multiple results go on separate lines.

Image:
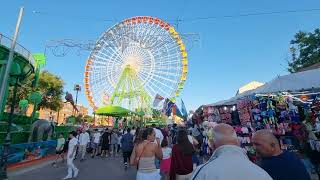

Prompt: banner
xmin=173 ymin=104 xmax=184 ymax=119
xmin=181 ymin=99 xmax=188 ymax=120
xmin=163 ymin=98 xmax=174 ymax=116
xmin=153 ymin=94 xmax=164 ymax=107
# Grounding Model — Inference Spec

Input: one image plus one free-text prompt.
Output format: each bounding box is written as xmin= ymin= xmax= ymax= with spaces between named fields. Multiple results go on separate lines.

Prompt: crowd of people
xmin=54 ymin=122 xmax=314 ymax=180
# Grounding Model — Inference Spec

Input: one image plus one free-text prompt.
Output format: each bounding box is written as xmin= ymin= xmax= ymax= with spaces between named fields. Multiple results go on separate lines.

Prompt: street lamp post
xmin=0 ymin=7 xmax=24 ymax=179
xmin=0 ymin=8 xmax=24 ymax=119
xmin=73 ymin=84 xmax=81 ymax=115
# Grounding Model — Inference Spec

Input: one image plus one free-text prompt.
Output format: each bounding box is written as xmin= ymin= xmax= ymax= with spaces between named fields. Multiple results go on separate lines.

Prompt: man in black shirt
xmin=252 ymin=130 xmax=311 ymax=180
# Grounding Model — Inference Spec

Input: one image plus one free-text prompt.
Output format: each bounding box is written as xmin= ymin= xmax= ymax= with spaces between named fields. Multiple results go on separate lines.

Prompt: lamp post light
xmin=73 ymin=84 xmax=81 ymax=116
xmin=74 ymin=84 xmax=81 ymax=106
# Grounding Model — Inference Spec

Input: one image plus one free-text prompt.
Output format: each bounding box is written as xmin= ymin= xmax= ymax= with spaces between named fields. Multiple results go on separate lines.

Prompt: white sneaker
xmin=62 ymin=176 xmax=72 ymax=180
xmin=73 ymin=169 xmax=79 ymax=178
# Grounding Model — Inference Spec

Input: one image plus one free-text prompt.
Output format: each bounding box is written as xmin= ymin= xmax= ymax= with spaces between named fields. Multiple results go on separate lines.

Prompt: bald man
xmin=191 ymin=124 xmax=272 ymax=180
xmin=252 ymin=130 xmax=311 ymax=180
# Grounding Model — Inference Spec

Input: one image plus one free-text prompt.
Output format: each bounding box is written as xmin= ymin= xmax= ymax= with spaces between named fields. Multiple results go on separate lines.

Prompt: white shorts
xmin=136 ymin=170 xmax=161 ymax=180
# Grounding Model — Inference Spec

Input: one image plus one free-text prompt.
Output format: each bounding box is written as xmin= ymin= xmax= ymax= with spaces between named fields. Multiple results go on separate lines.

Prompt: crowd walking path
xmin=9 ymin=155 xmax=136 ymax=180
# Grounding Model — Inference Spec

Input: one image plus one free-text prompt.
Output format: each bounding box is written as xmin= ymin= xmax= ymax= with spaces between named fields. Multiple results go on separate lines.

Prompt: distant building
xmin=26 ymin=102 xmax=89 ymax=125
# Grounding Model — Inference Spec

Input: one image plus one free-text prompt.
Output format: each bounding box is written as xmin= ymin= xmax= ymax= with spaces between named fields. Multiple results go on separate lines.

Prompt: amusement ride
xmin=84 ymin=16 xmax=188 ymax=117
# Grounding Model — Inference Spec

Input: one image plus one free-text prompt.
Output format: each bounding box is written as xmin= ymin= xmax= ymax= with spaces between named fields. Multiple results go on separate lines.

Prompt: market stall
xmin=198 ymin=68 xmax=320 ymax=172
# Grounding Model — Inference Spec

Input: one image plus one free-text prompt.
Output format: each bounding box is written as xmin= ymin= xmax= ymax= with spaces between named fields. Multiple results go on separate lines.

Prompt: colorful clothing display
xmin=199 ymin=93 xmax=320 ymax=175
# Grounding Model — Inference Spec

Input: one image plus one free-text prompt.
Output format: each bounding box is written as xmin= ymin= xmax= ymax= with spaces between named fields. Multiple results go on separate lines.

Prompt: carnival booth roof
xmin=208 ymin=68 xmax=320 ymax=106
xmin=236 ymin=81 xmax=264 ymax=95
xmin=94 ymin=105 xmax=133 ymax=116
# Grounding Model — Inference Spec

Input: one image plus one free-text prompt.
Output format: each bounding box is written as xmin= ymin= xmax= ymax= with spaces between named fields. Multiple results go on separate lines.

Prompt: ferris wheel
xmin=84 ymin=16 xmax=188 ymax=110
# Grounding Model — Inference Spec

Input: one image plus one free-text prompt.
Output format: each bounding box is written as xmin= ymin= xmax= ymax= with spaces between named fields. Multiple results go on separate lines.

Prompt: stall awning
xmin=206 ymin=68 xmax=320 ymax=107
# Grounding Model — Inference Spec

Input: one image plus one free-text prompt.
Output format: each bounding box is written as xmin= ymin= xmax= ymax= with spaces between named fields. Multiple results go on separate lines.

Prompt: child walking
xmin=160 ymin=138 xmax=172 ymax=180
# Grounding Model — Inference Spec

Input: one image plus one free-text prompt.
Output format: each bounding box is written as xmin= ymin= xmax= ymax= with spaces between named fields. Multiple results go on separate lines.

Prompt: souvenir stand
xmin=201 ymin=68 xmax=320 ymax=168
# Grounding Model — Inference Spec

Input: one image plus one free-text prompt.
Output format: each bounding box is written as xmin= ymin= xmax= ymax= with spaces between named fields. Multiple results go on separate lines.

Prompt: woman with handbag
xmin=130 ymin=128 xmax=163 ymax=180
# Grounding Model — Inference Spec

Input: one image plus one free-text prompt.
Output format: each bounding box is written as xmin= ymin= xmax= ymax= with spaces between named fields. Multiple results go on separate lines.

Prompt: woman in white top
xmin=130 ymin=128 xmax=163 ymax=180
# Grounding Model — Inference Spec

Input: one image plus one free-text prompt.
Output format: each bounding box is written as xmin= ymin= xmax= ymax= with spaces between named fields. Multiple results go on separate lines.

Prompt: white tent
xmin=251 ymin=68 xmax=320 ymax=94
xmin=207 ymin=68 xmax=320 ymax=106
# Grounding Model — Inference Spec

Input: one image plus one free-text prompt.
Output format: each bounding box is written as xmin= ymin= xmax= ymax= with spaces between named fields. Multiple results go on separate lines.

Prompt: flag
xmin=163 ymin=98 xmax=174 ymax=116
xmin=153 ymin=94 xmax=164 ymax=107
xmin=181 ymin=99 xmax=188 ymax=120
xmin=173 ymin=104 xmax=184 ymax=119
xmin=162 ymin=98 xmax=169 ymax=113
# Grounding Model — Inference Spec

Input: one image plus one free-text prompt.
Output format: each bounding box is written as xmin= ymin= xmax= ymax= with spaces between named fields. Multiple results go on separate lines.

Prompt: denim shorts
xmin=92 ymin=143 xmax=99 ymax=149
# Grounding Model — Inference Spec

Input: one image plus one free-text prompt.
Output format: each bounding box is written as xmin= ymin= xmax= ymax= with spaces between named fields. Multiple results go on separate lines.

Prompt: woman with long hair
xmin=130 ymin=128 xmax=163 ymax=180
xmin=170 ymin=128 xmax=195 ymax=180
xmin=133 ymin=127 xmax=142 ymax=144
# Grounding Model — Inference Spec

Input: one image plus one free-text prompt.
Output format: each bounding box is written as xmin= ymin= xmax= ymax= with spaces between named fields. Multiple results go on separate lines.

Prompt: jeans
xmin=123 ymin=151 xmax=132 ymax=164
xmin=66 ymin=157 xmax=78 ymax=177
xmin=111 ymin=144 xmax=118 ymax=155
xmin=78 ymin=144 xmax=87 ymax=159
xmin=155 ymin=158 xmax=160 ymax=169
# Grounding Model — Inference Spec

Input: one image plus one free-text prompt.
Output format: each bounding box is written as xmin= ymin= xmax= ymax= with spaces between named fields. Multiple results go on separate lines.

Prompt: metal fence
xmin=0 ymin=33 xmax=35 ymax=67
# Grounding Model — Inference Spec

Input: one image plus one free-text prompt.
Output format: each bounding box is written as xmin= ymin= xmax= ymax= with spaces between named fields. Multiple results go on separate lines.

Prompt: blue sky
xmin=1 ymin=0 xmax=320 ymax=112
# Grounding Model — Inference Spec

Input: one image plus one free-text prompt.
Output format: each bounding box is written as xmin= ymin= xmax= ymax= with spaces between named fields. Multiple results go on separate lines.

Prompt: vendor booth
xmin=197 ymin=68 xmax=320 ymax=172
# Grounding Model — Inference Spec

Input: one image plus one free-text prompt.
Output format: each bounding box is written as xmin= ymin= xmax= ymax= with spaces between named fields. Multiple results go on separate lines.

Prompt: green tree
xmin=288 ymin=28 xmax=320 ymax=73
xmin=37 ymin=71 xmax=64 ymax=111
xmin=7 ymin=70 xmax=64 ymax=111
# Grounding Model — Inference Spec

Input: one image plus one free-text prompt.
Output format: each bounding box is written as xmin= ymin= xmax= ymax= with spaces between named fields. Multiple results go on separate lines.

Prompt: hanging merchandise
xmin=286 ymin=97 xmax=300 ymax=123
xmin=219 ymin=106 xmax=232 ymax=124
xmin=207 ymin=106 xmax=221 ymax=122
xmin=266 ymin=98 xmax=276 ymax=124
xmin=276 ymin=95 xmax=289 ymax=123
xmin=251 ymin=100 xmax=262 ymax=122
xmin=237 ymin=100 xmax=251 ymax=125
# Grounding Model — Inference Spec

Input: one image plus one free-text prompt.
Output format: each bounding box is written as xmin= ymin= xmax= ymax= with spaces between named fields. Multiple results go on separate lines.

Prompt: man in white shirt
xmin=152 ymin=124 xmax=163 ymax=144
xmin=63 ymin=131 xmax=79 ymax=180
xmin=78 ymin=129 xmax=90 ymax=161
xmin=191 ymin=124 xmax=272 ymax=180
xmin=130 ymin=127 xmax=136 ymax=136
xmin=91 ymin=129 xmax=101 ymax=158
xmin=152 ymin=124 xmax=163 ymax=169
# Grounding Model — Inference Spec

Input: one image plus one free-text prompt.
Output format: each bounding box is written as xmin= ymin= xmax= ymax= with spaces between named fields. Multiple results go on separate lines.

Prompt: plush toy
xmin=251 ymin=108 xmax=261 ymax=122
xmin=261 ymin=111 xmax=268 ymax=125
xmin=267 ymin=98 xmax=276 ymax=124
xmin=259 ymin=99 xmax=267 ymax=111
xmin=267 ymin=108 xmax=276 ymax=124
xmin=267 ymin=98 xmax=275 ymax=109
xmin=287 ymin=97 xmax=298 ymax=113
xmin=276 ymin=95 xmax=287 ymax=110
xmin=286 ymin=97 xmax=300 ymax=122
xmin=278 ymin=110 xmax=288 ymax=123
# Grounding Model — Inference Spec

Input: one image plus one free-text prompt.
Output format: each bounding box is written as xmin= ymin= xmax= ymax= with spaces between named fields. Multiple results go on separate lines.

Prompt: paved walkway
xmin=9 ymin=155 xmax=136 ymax=180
